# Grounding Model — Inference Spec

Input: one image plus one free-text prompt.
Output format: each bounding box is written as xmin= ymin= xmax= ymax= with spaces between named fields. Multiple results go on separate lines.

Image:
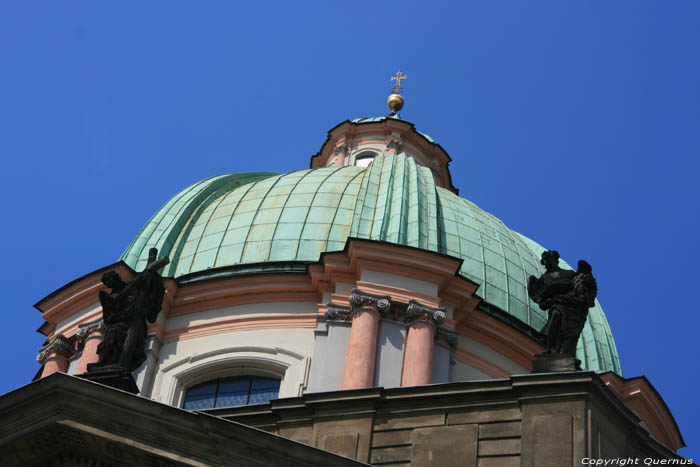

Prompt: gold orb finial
xmin=388 ymin=70 xmax=407 ymax=114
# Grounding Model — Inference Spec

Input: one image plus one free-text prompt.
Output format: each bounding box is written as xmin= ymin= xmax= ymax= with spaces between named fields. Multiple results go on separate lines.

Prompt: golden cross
xmin=391 ymin=70 xmax=407 ymax=94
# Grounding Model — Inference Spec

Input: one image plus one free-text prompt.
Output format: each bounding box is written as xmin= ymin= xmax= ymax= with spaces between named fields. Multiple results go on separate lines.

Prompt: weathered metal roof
xmin=121 ymin=153 xmax=621 ymax=374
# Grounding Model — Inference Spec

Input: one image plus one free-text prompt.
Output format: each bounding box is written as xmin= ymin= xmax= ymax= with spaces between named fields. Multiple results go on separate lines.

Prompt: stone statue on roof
xmin=84 ymin=248 xmax=168 ymax=390
xmin=527 ymin=250 xmax=598 ymax=372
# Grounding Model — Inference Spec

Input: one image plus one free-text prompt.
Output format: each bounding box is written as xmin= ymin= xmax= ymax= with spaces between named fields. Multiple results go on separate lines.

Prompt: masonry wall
xmin=210 ymin=372 xmax=687 ymax=467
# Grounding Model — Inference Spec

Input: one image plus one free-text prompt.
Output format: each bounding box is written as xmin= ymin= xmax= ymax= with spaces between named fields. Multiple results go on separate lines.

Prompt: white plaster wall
xmin=360 ymin=270 xmax=438 ymax=297
xmin=54 ymin=302 xmax=101 ymax=335
xmin=452 ymin=361 xmax=492 ymax=381
xmin=67 ymin=353 xmax=81 ymax=375
xmin=306 ymin=322 xmax=351 ymax=393
xmin=334 ymin=282 xmax=354 ymax=296
xmin=374 ymin=321 xmax=405 ymax=389
xmin=457 ymin=335 xmax=528 ymax=375
xmin=432 ymin=344 xmax=452 ymax=384
xmin=165 ymin=301 xmax=317 ymax=330
xmin=149 ymin=327 xmax=315 ymax=408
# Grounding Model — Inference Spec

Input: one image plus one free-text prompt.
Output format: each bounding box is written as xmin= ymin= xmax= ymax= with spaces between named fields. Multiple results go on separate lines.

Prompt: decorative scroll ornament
xmin=324 ymin=303 xmax=352 ymax=322
xmin=349 ymin=289 xmax=391 ymax=314
xmin=406 ymin=299 xmax=447 ymax=326
xmin=75 ymin=318 xmax=106 ymax=341
xmin=435 ymin=327 xmax=459 ymax=350
xmin=36 ymin=334 xmax=74 ymax=363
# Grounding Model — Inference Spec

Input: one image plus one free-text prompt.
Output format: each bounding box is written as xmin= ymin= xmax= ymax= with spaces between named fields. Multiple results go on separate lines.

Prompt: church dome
xmin=121 ymin=151 xmax=621 ymax=375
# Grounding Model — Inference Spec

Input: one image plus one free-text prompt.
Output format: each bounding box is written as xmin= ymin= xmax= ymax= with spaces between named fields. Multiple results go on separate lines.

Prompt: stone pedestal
xmin=78 ymin=366 xmax=139 ymax=394
xmin=531 ymin=353 xmax=581 ymax=373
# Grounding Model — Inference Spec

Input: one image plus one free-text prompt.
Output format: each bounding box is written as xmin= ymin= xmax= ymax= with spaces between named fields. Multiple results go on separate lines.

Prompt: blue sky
xmin=1 ymin=1 xmax=698 ymax=459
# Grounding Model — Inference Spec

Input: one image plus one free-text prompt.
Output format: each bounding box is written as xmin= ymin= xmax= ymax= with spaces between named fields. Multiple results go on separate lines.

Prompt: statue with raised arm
xmin=527 ymin=250 xmax=597 ymax=371
xmin=87 ymin=248 xmax=168 ymax=375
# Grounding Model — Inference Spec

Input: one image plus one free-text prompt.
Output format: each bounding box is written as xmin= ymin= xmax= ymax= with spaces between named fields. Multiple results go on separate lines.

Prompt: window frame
xmin=354 ymin=152 xmax=377 ymax=167
xmin=183 ymin=375 xmax=281 ymax=410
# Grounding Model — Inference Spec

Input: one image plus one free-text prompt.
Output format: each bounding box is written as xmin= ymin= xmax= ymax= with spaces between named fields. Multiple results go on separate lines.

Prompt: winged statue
xmin=527 ymin=250 xmax=598 ymax=363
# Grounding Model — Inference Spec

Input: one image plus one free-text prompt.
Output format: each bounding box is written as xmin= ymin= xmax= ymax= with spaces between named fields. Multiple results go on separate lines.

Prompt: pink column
xmin=76 ymin=330 xmax=104 ymax=374
xmin=340 ymin=289 xmax=392 ymax=390
xmin=401 ymin=300 xmax=446 ymax=387
xmin=41 ymin=354 xmax=70 ymax=377
xmin=74 ymin=319 xmax=106 ymax=375
xmin=342 ymin=309 xmax=381 ymax=389
xmin=37 ymin=335 xmax=74 ymax=378
xmin=401 ymin=322 xmax=436 ymax=386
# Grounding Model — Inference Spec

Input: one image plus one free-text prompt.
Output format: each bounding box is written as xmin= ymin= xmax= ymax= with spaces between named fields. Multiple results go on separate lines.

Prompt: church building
xmin=0 ymin=75 xmax=693 ymax=466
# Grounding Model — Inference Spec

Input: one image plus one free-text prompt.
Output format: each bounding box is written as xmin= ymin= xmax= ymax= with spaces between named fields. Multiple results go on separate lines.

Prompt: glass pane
xmin=183 ymin=382 xmax=217 ymax=410
xmin=355 ymin=157 xmax=374 ymax=167
xmin=248 ymin=378 xmax=280 ymax=405
xmin=215 ymin=378 xmax=251 ymax=408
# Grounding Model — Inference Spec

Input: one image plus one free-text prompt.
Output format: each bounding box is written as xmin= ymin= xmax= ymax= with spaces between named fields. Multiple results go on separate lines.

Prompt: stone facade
xmin=212 ymin=372 xmax=691 ymax=466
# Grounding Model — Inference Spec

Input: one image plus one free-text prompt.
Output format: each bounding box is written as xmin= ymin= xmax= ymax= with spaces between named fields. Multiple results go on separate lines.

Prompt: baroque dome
xmin=121 ymin=151 xmax=621 ymax=374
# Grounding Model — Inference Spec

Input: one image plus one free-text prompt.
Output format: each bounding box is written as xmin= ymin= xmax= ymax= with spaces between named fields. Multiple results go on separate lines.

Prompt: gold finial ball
xmin=387 ymin=93 xmax=404 ymax=112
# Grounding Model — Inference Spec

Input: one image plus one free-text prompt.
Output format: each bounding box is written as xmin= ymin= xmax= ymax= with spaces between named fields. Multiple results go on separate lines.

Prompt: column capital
xmin=349 ymin=289 xmax=391 ymax=315
xmin=324 ymin=303 xmax=352 ymax=322
xmin=385 ymin=138 xmax=403 ymax=155
xmin=37 ymin=334 xmax=74 ymax=364
xmin=406 ymin=299 xmax=446 ymax=326
xmin=76 ymin=318 xmax=106 ymax=341
xmin=334 ymin=144 xmax=350 ymax=156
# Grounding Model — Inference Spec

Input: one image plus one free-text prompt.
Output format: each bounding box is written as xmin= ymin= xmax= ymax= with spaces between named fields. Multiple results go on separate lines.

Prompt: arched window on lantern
xmin=354 ymin=152 xmax=376 ymax=167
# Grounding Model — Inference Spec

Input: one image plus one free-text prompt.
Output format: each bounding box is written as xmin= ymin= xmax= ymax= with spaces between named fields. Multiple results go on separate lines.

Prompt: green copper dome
xmin=121 ymin=153 xmax=621 ymax=374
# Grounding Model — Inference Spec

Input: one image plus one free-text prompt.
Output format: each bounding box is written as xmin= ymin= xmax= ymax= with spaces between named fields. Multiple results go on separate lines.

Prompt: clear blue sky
xmin=1 ymin=1 xmax=698 ymax=459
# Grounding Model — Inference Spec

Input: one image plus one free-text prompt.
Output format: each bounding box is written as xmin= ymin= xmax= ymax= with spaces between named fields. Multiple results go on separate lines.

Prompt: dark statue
xmin=527 ymin=250 xmax=597 ymax=372
xmin=84 ymin=248 xmax=168 ymax=390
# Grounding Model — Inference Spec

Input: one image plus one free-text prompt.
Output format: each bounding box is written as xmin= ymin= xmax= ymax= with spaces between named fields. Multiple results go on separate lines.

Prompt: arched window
xmin=354 ymin=152 xmax=376 ymax=167
xmin=183 ymin=376 xmax=280 ymax=410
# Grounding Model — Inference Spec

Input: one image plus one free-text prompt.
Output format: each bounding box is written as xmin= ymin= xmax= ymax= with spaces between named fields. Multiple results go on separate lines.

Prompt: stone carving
xmin=527 ymin=250 xmax=597 ymax=371
xmin=87 ymin=248 xmax=169 ymax=374
xmin=36 ymin=334 xmax=73 ymax=363
xmin=324 ymin=303 xmax=352 ymax=322
xmin=349 ymin=289 xmax=391 ymax=314
xmin=406 ymin=299 xmax=447 ymax=326
xmin=334 ymin=144 xmax=349 ymax=156
xmin=75 ymin=318 xmax=106 ymax=341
